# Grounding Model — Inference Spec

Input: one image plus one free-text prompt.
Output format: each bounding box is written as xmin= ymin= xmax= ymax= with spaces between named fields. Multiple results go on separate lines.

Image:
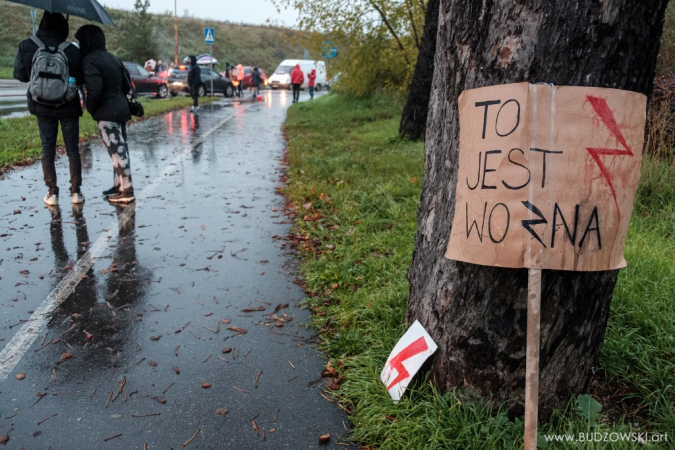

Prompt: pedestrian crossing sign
xmin=204 ymin=28 xmax=215 ymax=44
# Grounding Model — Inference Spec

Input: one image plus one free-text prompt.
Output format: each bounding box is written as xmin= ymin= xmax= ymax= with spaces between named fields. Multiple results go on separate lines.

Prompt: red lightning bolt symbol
xmin=386 ymin=337 xmax=429 ymax=391
xmin=585 ymin=95 xmax=634 ymax=221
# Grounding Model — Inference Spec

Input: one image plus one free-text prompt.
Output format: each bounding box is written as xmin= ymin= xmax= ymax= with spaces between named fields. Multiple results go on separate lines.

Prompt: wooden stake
xmin=524 ymin=269 xmax=542 ymax=450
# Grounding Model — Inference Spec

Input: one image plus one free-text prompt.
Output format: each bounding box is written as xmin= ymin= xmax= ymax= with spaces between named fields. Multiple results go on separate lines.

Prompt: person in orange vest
xmin=307 ymin=68 xmax=316 ymax=100
xmin=290 ymin=64 xmax=304 ymax=103
xmin=236 ymin=63 xmax=245 ymax=98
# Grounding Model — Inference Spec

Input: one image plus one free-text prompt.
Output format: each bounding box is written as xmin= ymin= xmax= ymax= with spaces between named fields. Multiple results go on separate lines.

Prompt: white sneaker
xmin=44 ymin=193 xmax=58 ymax=206
xmin=190 ymin=106 xmax=195 ymax=112
xmin=72 ymin=191 xmax=85 ymax=204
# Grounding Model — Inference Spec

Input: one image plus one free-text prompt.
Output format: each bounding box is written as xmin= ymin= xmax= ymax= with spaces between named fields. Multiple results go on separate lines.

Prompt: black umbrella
xmin=5 ymin=0 xmax=115 ymax=25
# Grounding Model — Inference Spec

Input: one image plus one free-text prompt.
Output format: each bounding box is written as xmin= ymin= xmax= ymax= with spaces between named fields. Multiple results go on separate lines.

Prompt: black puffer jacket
xmin=76 ymin=25 xmax=131 ymax=123
xmin=13 ymin=12 xmax=83 ymax=118
xmin=187 ymin=55 xmax=201 ymax=87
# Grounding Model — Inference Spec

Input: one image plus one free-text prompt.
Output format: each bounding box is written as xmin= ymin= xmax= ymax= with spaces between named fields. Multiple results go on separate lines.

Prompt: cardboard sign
xmin=380 ymin=320 xmax=438 ymax=402
xmin=445 ymin=83 xmax=646 ymax=271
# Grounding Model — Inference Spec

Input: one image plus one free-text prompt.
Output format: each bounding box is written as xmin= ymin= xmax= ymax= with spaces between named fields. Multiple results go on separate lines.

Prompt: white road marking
xmin=0 ymin=102 xmax=258 ymax=380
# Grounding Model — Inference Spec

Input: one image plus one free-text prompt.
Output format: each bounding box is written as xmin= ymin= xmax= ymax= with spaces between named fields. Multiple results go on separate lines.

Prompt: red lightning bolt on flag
xmin=585 ymin=95 xmax=634 ymax=220
xmin=386 ymin=337 xmax=429 ymax=391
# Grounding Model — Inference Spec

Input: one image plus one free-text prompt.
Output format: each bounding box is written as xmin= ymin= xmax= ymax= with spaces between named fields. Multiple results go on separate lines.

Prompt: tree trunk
xmin=398 ymin=0 xmax=439 ymax=141
xmin=406 ymin=0 xmax=668 ymax=421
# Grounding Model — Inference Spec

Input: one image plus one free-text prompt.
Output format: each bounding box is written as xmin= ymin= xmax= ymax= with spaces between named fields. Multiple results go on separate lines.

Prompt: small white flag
xmin=380 ymin=320 xmax=438 ymax=402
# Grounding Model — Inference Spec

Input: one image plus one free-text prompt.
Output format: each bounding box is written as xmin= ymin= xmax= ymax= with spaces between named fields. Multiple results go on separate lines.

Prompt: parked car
xmin=123 ymin=62 xmax=168 ymax=98
xmin=167 ymin=65 xmax=234 ymax=97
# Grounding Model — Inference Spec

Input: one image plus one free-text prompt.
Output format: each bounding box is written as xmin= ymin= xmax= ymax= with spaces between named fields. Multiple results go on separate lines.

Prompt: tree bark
xmin=398 ymin=0 xmax=439 ymax=141
xmin=406 ymin=0 xmax=668 ymax=421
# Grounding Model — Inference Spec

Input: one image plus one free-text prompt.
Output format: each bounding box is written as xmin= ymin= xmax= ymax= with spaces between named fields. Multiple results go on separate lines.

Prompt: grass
xmin=0 ymin=95 xmax=217 ymax=171
xmin=282 ymin=94 xmax=675 ymax=449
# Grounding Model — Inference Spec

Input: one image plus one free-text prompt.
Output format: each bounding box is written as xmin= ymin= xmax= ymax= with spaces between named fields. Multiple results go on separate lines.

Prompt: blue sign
xmin=321 ymin=41 xmax=338 ymax=59
xmin=204 ymin=28 xmax=215 ymax=44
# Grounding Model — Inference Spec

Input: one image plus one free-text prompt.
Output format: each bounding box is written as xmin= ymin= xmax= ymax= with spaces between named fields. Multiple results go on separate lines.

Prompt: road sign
xmin=322 ymin=46 xmax=338 ymax=59
xmin=321 ymin=41 xmax=338 ymax=59
xmin=204 ymin=28 xmax=215 ymax=44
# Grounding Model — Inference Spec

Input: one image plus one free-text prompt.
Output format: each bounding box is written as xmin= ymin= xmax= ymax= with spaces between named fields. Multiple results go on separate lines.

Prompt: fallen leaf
xmin=0 ymin=434 xmax=8 ymax=445
xmin=201 ymin=383 xmax=211 ymax=389
xmin=60 ymin=352 xmax=75 ymax=362
xmin=153 ymin=397 xmax=166 ymax=404
xmin=200 ymin=224 xmax=205 ymax=230
xmin=318 ymin=433 xmax=330 ymax=444
xmin=148 ymin=361 xmax=158 ymax=367
xmin=325 ymin=380 xmax=340 ymax=390
xmin=215 ymin=408 xmax=229 ymax=417
xmin=221 ymin=347 xmax=233 ymax=354
xmin=150 ymin=335 xmax=161 ymax=341
xmin=227 ymin=327 xmax=248 ymax=334
xmin=15 ymin=373 xmax=25 ymax=380
xmin=221 ymin=319 xmax=231 ymax=324
xmin=242 ymin=306 xmax=266 ymax=312
xmin=173 ymin=366 xmax=180 ymax=375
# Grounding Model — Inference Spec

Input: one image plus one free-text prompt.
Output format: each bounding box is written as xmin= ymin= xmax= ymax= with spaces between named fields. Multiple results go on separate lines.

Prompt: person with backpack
xmin=75 ymin=24 xmax=135 ymax=204
xmin=187 ymin=55 xmax=201 ymax=112
xmin=13 ymin=12 xmax=84 ymax=206
xmin=251 ymin=66 xmax=262 ymax=100
xmin=290 ymin=64 xmax=304 ymax=103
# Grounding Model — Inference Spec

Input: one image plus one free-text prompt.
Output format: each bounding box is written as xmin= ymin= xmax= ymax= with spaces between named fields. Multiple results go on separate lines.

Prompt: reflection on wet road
xmin=0 ymin=90 xmax=351 ymax=448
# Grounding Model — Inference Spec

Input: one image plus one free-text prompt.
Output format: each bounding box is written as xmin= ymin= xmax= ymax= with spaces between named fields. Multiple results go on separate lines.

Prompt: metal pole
xmin=524 ymin=268 xmax=542 ymax=450
xmin=210 ymin=43 xmax=213 ymax=98
xmin=174 ymin=0 xmax=178 ymax=65
xmin=31 ymin=10 xmax=37 ymax=36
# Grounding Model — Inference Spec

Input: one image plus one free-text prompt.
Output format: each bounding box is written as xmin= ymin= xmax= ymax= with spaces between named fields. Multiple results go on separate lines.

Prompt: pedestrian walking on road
xmin=75 ymin=24 xmax=135 ymax=204
xmin=187 ymin=55 xmax=201 ymax=112
xmin=13 ymin=12 xmax=85 ymax=206
xmin=227 ymin=63 xmax=239 ymax=97
xmin=251 ymin=66 xmax=262 ymax=100
xmin=236 ymin=63 xmax=245 ymax=98
xmin=308 ymin=68 xmax=316 ymax=100
xmin=290 ymin=64 xmax=304 ymax=103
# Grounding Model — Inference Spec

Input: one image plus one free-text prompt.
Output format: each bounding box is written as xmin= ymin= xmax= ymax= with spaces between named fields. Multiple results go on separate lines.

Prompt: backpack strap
xmin=57 ymin=41 xmax=72 ymax=52
xmin=30 ymin=36 xmax=46 ymax=49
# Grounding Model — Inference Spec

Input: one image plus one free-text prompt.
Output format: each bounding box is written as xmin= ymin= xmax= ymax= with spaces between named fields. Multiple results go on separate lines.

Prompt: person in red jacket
xmin=308 ymin=68 xmax=316 ymax=100
xmin=290 ymin=64 xmax=304 ymax=103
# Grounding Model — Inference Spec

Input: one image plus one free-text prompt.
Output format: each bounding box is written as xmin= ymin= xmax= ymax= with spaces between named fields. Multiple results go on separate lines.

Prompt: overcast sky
xmin=100 ymin=0 xmax=299 ymax=27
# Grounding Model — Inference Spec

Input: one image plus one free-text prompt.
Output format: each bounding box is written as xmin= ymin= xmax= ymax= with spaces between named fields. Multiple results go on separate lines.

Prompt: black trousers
xmin=190 ymin=85 xmax=199 ymax=107
xmin=292 ymin=83 xmax=301 ymax=102
xmin=36 ymin=116 xmax=82 ymax=196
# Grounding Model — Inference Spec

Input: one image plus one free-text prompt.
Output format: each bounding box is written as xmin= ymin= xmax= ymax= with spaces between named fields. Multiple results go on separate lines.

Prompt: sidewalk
xmin=0 ymin=92 xmax=352 ymax=448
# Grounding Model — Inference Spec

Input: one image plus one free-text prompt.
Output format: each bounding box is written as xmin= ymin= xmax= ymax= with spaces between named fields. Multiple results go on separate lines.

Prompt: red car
xmin=220 ymin=66 xmax=267 ymax=88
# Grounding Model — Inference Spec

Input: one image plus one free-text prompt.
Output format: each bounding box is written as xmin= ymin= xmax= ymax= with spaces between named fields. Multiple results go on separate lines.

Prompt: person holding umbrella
xmin=13 ymin=12 xmax=85 ymax=206
xmin=76 ymin=24 xmax=135 ymax=204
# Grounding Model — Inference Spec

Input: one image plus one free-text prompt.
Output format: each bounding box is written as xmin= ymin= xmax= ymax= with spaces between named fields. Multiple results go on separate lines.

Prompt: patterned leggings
xmin=98 ymin=121 xmax=133 ymax=194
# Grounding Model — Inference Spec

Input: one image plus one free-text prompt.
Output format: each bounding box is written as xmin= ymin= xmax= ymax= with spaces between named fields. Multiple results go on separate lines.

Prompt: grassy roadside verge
xmin=0 ymin=95 xmax=217 ymax=172
xmin=283 ymin=94 xmax=675 ymax=449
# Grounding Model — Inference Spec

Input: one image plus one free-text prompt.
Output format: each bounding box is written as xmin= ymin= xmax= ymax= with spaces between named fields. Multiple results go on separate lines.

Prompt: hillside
xmin=0 ymin=2 xmax=305 ymax=77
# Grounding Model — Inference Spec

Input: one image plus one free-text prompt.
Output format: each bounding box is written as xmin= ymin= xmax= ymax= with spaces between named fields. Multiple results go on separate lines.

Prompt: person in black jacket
xmin=13 ymin=12 xmax=84 ymax=206
xmin=187 ymin=55 xmax=201 ymax=112
xmin=251 ymin=66 xmax=262 ymax=100
xmin=75 ymin=25 xmax=135 ymax=204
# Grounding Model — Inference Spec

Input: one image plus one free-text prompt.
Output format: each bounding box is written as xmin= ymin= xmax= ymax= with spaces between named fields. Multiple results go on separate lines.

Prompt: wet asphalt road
xmin=0 ymin=80 xmax=29 ymax=119
xmin=0 ymin=89 xmax=353 ymax=449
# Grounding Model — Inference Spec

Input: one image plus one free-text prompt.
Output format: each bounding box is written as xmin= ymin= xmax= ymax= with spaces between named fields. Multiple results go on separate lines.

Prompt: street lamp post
xmin=174 ymin=0 xmax=178 ymax=65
